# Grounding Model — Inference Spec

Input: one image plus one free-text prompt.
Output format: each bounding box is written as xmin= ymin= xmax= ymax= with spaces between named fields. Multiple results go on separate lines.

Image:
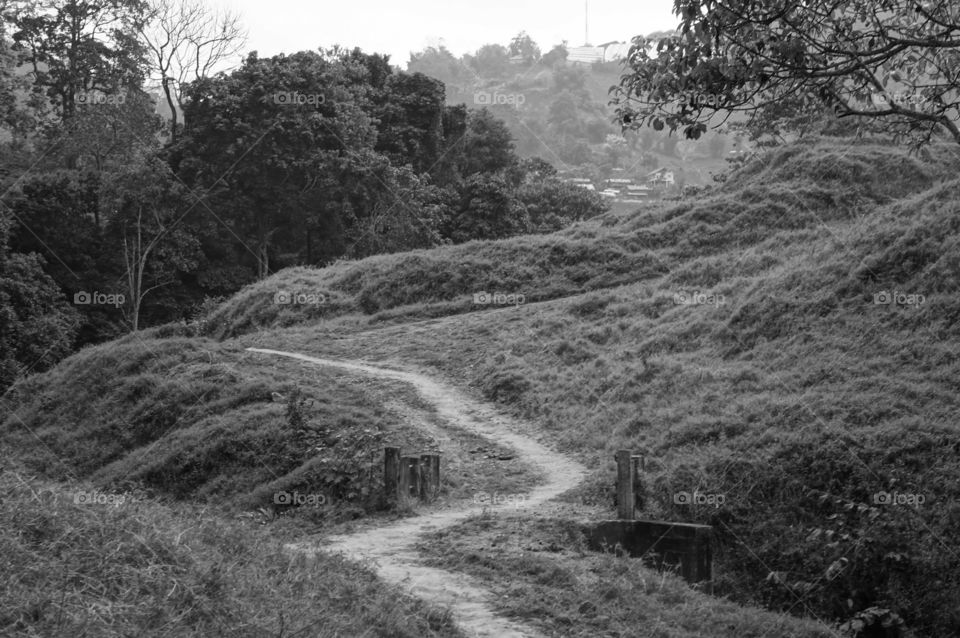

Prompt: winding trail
xmin=247 ymin=348 xmax=586 ymax=638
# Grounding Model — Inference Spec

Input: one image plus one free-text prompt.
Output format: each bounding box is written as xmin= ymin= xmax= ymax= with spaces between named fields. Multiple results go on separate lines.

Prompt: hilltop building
xmin=647 ymin=167 xmax=675 ymax=187
xmin=566 ymin=41 xmax=631 ymax=65
xmin=566 ymin=177 xmax=596 ymax=191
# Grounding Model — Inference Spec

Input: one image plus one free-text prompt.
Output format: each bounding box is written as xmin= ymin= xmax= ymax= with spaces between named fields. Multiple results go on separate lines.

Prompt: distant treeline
xmin=0 ymin=1 xmax=607 ymax=390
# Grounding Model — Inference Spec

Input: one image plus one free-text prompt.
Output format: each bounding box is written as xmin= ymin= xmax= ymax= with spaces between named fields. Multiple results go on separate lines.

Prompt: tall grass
xmin=0 ymin=463 xmax=460 ymax=637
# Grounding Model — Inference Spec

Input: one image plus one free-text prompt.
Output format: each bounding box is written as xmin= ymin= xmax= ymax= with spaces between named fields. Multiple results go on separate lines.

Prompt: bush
xmin=651 ymin=433 xmax=960 ymax=637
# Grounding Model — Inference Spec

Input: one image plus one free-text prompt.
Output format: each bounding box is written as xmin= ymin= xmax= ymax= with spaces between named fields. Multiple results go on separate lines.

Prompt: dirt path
xmin=247 ymin=348 xmax=586 ymax=638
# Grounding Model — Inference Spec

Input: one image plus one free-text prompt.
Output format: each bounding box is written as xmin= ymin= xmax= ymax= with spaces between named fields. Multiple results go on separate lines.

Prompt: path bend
xmin=247 ymin=348 xmax=586 ymax=638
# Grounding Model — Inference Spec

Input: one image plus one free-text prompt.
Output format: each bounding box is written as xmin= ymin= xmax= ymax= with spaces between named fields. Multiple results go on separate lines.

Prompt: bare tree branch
xmin=139 ymin=0 xmax=246 ymax=142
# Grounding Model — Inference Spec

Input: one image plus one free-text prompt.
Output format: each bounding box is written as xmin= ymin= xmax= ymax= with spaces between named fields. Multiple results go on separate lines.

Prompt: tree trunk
xmin=131 ymin=297 xmax=140 ymax=332
xmin=258 ymin=241 xmax=269 ymax=279
xmin=162 ymin=76 xmax=178 ymax=143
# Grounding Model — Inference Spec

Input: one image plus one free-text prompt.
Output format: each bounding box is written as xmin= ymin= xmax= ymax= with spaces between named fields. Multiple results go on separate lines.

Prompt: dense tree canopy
xmin=613 ymin=0 xmax=960 ymax=148
xmin=0 ymin=11 xmax=609 ymax=387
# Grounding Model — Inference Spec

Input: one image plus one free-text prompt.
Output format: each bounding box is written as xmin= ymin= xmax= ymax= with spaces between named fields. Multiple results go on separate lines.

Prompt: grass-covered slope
xmin=200 ymin=234 xmax=667 ymax=339
xmin=0 ymin=331 xmax=458 ymax=523
xmin=417 ymin=513 xmax=837 ymax=638
xmin=213 ymin=139 xmax=960 ymax=636
xmin=200 ymin=139 xmax=959 ymax=341
xmin=0 ymin=327 xmax=541 ymax=522
xmin=0 ymin=464 xmax=459 ymax=637
xmin=4 ymin=137 xmax=960 ymax=636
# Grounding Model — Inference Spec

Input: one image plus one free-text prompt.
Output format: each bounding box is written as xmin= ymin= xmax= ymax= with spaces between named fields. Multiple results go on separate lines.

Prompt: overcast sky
xmin=226 ymin=0 xmax=679 ymax=69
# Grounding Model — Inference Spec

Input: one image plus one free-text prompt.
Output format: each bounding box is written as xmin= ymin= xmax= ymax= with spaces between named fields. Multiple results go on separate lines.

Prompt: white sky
xmin=224 ymin=0 xmax=679 ymax=69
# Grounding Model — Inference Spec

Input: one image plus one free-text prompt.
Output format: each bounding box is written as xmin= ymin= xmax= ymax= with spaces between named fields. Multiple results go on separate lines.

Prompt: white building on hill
xmin=647 ymin=168 xmax=675 ymax=186
xmin=566 ymin=45 xmax=604 ymax=65
xmin=566 ymin=41 xmax=630 ymax=65
xmin=600 ymin=41 xmax=632 ymax=62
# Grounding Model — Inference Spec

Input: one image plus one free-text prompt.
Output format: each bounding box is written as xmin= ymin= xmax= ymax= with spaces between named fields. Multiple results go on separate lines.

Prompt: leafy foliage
xmin=613 ymin=0 xmax=960 ymax=148
xmin=0 ymin=248 xmax=80 ymax=392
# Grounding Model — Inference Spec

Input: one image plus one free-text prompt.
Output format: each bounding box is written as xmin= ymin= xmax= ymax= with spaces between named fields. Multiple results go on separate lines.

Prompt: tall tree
xmin=442 ymin=174 xmax=527 ymax=243
xmin=171 ymin=50 xmax=377 ymax=278
xmin=458 ymin=108 xmax=516 ymax=177
xmin=59 ymin=89 xmax=162 ymax=175
xmin=541 ymin=42 xmax=568 ymax=68
xmin=466 ymin=44 xmax=510 ymax=78
xmin=101 ymin=155 xmax=200 ymax=331
xmin=613 ymin=0 xmax=960 ymax=148
xmin=11 ymin=0 xmax=151 ymax=169
xmin=138 ymin=0 xmax=246 ymax=143
xmin=374 ymin=71 xmax=445 ymax=174
xmin=516 ymin=176 xmax=608 ymax=233
xmin=341 ymin=155 xmax=447 ymax=258
xmin=11 ymin=0 xmax=149 ymax=121
xmin=5 ymin=170 xmax=104 ymax=290
xmin=406 ymin=45 xmax=470 ymax=98
xmin=0 ymin=208 xmax=80 ymax=392
xmin=509 ymin=31 xmax=541 ymax=64
xmin=0 ymin=0 xmax=30 ymax=138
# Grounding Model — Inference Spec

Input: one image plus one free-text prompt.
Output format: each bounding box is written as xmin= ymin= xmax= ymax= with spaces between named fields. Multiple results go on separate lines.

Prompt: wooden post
xmin=419 ymin=454 xmax=440 ymax=501
xmin=631 ymin=454 xmax=644 ymax=511
xmin=399 ymin=456 xmax=421 ymax=504
xmin=615 ymin=450 xmax=635 ymax=520
xmin=384 ymin=447 xmax=401 ymax=502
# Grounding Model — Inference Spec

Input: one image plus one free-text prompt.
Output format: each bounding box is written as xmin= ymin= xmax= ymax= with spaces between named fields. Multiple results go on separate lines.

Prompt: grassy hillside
xmin=202 ymin=139 xmax=955 ymax=340
xmin=0 ymin=462 xmax=460 ymax=637
xmin=4 ymin=137 xmax=960 ymax=636
xmin=200 ymin=138 xmax=960 ymax=635
xmin=0 ymin=331 xmax=540 ymax=523
xmin=417 ymin=513 xmax=837 ymax=638
xmin=199 ymin=233 xmax=667 ymax=339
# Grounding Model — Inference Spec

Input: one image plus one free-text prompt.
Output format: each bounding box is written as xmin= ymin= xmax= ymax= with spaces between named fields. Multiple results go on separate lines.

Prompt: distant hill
xmin=406 ymin=41 xmax=740 ymax=187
